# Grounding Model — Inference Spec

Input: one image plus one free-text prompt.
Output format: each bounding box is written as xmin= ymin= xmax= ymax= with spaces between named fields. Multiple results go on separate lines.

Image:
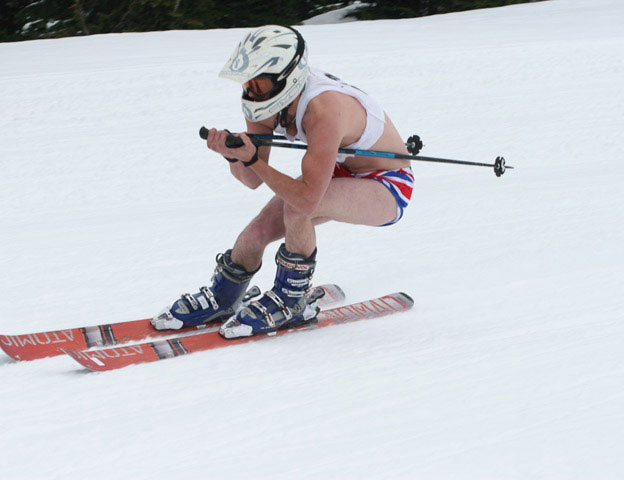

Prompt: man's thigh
xmin=313 ymin=177 xmax=398 ymax=226
xmin=251 ymin=176 xmax=398 ymax=229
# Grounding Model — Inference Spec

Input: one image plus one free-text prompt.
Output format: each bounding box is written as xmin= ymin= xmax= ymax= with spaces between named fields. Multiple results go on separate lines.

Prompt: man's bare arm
xmin=228 ymin=119 xmax=273 ymax=189
xmin=247 ymin=98 xmax=345 ymax=214
xmin=203 ymin=118 xmax=273 ymax=190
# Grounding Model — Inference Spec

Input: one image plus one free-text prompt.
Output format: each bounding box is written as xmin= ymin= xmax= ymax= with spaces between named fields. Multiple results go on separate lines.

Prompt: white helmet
xmin=219 ymin=25 xmax=308 ymax=122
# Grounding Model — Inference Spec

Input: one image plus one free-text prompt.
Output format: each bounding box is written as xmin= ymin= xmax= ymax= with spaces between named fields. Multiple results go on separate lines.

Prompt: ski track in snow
xmin=1 ymin=0 xmax=623 ymax=478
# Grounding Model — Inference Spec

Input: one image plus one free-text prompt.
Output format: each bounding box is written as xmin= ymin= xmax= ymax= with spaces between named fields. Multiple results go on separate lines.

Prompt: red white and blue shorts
xmin=333 ymin=164 xmax=414 ymax=226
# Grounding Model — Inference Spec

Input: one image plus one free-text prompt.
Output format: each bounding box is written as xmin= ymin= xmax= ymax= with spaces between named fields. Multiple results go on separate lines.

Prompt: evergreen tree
xmin=10 ymin=0 xmax=77 ymax=40
xmin=0 ymin=0 xmax=546 ymax=43
xmin=0 ymin=0 xmax=26 ymax=41
xmin=349 ymin=0 xmax=543 ymax=20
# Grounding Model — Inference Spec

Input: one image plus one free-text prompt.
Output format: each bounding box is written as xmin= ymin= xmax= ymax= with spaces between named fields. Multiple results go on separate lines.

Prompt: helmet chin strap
xmin=275 ymin=83 xmax=305 ymax=129
xmin=275 ymin=104 xmax=293 ymax=129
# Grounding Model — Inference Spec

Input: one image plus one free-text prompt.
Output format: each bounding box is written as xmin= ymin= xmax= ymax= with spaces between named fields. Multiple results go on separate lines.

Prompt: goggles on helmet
xmin=243 ymin=74 xmax=285 ymax=103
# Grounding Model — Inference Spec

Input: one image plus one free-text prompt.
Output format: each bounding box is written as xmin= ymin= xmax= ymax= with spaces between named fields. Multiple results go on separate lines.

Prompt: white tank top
xmin=275 ymin=67 xmax=386 ymax=163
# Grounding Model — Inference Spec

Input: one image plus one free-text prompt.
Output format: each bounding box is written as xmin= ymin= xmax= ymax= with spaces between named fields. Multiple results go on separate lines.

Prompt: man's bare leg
xmin=230 ymin=176 xmax=398 ymax=269
xmin=154 ymin=177 xmax=396 ymax=330
xmin=311 ymin=177 xmax=399 ymax=226
xmin=219 ymin=176 xmax=400 ymax=337
xmin=230 ymin=195 xmax=286 ymax=271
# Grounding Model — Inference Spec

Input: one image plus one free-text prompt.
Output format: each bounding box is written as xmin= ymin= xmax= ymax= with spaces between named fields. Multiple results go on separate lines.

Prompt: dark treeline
xmin=1 ymin=0 xmax=543 ymax=43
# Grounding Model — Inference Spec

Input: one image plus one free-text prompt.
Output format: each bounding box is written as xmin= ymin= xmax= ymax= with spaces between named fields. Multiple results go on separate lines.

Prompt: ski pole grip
xmin=198 ymin=126 xmax=244 ymax=148
xmin=225 ymin=135 xmax=244 ymax=148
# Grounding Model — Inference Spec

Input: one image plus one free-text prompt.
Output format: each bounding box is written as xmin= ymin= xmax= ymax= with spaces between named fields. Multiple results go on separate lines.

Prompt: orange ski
xmin=65 ymin=292 xmax=413 ymax=372
xmin=0 ymin=284 xmax=345 ymax=361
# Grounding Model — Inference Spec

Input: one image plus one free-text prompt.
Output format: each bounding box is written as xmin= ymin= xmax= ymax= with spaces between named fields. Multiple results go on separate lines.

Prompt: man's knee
xmin=242 ymin=208 xmax=284 ymax=245
xmin=283 ymin=202 xmax=313 ymax=225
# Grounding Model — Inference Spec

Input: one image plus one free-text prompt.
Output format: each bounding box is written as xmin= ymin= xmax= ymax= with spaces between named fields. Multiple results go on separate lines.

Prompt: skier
xmin=151 ymin=25 xmax=414 ymax=338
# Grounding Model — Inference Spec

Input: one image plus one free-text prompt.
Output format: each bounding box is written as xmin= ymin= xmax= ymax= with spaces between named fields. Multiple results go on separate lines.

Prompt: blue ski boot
xmin=220 ymin=243 xmax=317 ymax=339
xmin=151 ymin=250 xmax=259 ymax=330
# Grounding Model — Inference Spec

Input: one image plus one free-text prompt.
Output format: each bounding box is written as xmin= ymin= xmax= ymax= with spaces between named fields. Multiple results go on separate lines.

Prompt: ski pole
xmin=217 ymin=131 xmax=423 ymax=153
xmin=199 ymin=126 xmax=512 ymax=177
xmin=200 ymin=127 xmax=423 ymax=155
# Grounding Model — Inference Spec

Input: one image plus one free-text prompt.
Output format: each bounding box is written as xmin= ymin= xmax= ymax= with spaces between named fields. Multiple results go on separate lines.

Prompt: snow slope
xmin=1 ymin=0 xmax=623 ymax=478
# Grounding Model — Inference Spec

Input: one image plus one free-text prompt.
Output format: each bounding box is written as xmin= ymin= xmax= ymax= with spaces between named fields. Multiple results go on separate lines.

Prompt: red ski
xmin=0 ymin=284 xmax=345 ymax=361
xmin=65 ymin=292 xmax=413 ymax=372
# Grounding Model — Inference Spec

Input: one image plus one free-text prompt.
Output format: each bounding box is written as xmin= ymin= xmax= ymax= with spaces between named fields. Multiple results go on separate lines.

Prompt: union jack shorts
xmin=333 ymin=164 xmax=414 ymax=226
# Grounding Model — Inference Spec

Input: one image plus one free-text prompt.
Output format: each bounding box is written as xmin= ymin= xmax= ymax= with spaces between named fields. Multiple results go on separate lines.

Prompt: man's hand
xmin=204 ymin=128 xmax=257 ymax=165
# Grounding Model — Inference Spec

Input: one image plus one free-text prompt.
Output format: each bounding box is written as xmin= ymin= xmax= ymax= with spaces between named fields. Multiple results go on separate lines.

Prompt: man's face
xmin=243 ymin=75 xmax=276 ymax=102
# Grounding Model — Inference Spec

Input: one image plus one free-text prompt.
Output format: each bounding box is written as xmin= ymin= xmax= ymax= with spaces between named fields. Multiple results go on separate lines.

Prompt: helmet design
xmin=219 ymin=25 xmax=308 ymax=122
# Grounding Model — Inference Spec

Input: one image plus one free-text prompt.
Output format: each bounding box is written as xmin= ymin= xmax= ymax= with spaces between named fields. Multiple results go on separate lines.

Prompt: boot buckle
xmin=181 ymin=293 xmax=199 ymax=310
xmin=265 ymin=290 xmax=293 ymax=321
xmin=199 ymin=286 xmax=219 ymax=310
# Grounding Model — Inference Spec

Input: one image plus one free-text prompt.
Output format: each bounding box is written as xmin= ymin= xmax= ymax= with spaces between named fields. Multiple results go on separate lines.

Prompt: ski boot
xmin=151 ymin=249 xmax=259 ymax=330
xmin=220 ymin=243 xmax=318 ymax=339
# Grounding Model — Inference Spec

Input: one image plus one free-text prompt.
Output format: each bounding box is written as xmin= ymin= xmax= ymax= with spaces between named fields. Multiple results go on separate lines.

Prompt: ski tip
xmin=396 ymin=292 xmax=414 ymax=308
xmin=0 ymin=344 xmax=22 ymax=362
xmin=318 ymin=283 xmax=346 ymax=303
xmin=63 ymin=348 xmax=103 ymax=372
xmin=0 ymin=339 xmax=26 ymax=361
xmin=330 ymin=284 xmax=345 ymax=299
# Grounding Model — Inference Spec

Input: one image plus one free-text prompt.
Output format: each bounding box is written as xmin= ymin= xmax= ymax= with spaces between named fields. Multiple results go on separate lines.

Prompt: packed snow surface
xmin=1 ymin=0 xmax=623 ymax=478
